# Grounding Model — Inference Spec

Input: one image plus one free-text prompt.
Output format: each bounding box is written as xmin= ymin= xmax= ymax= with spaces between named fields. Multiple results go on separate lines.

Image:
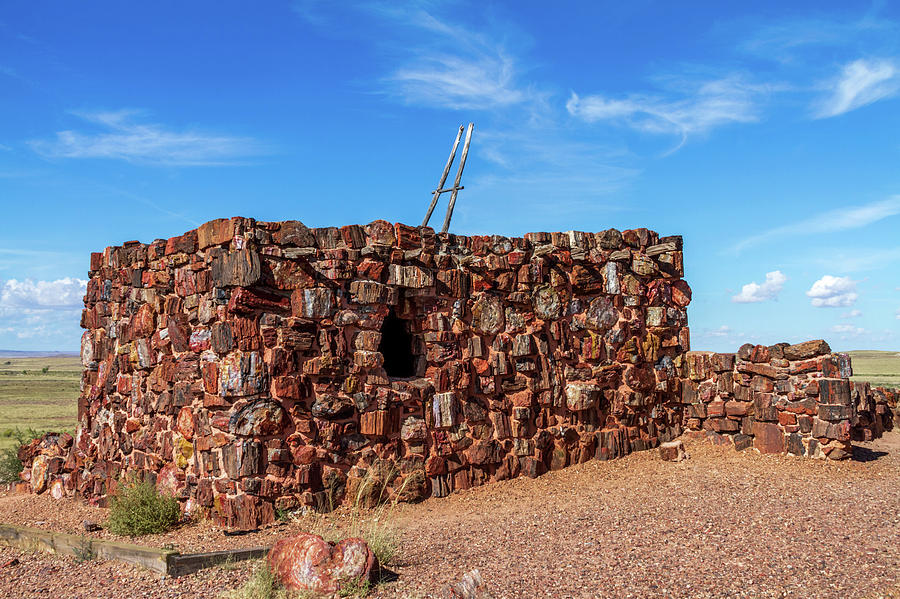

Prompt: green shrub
xmin=0 ymin=428 xmax=41 ymax=484
xmin=0 ymin=446 xmax=22 ymax=484
xmin=106 ymin=479 xmax=180 ymax=536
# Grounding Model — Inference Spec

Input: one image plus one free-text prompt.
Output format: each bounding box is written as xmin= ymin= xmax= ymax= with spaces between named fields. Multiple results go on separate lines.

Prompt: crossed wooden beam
xmin=422 ymin=122 xmax=474 ymax=234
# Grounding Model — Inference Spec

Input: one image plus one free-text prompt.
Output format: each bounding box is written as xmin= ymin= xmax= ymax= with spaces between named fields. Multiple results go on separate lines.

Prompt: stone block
xmin=565 ymin=382 xmax=601 ymax=411
xmin=783 ymin=339 xmax=831 ymax=360
xmin=198 ymin=218 xmax=234 ymax=249
xmin=659 ymin=439 xmax=686 ymax=462
xmin=290 ymin=288 xmax=334 ymax=319
xmin=387 ymin=264 xmax=433 ymax=288
xmin=752 ymin=422 xmax=784 ymax=454
xmin=819 ymin=379 xmax=851 ymax=405
xmin=817 ymin=403 xmax=853 ymax=422
xmin=431 ymin=392 xmax=459 ymax=429
xmin=210 ymin=249 xmax=261 ymax=287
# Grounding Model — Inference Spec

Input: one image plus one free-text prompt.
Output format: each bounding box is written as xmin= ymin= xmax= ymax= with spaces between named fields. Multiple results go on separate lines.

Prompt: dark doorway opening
xmin=379 ymin=309 xmax=416 ymax=378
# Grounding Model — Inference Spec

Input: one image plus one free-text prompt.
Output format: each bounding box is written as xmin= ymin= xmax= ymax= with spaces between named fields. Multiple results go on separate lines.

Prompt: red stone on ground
xmin=267 ymin=533 xmax=375 ymax=595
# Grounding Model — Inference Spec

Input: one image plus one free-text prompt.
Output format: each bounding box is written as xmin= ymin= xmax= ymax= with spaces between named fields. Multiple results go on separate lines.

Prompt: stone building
xmin=18 ymin=217 xmax=894 ymax=529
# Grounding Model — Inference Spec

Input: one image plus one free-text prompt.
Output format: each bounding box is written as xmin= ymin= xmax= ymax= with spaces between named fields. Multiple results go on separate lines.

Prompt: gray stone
xmin=532 ymin=285 xmax=563 ymax=320
xmin=565 ymin=382 xmax=601 ymax=411
xmin=585 ymin=296 xmax=618 ymax=332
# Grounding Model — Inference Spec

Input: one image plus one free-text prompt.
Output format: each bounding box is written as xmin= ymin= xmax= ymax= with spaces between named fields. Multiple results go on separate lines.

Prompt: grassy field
xmin=0 ymin=356 xmax=81 ymax=451
xmin=846 ymin=350 xmax=900 ymax=390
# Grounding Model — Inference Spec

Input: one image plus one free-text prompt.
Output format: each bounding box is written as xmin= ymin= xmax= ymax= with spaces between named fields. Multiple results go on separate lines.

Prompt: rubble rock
xmin=659 ymin=440 xmax=686 ymax=462
xmin=267 ymin=533 xmax=375 ymax=595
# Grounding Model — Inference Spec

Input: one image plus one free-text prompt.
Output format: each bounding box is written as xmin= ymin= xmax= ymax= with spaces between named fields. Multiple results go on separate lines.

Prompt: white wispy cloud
xmin=840 ymin=309 xmax=862 ymax=318
xmin=739 ymin=15 xmax=895 ymax=61
xmin=28 ymin=110 xmax=266 ymax=166
xmin=707 ymin=325 xmax=733 ymax=338
xmin=807 ymin=275 xmax=858 ymax=307
xmin=732 ymin=270 xmax=787 ymax=303
xmin=566 ymin=75 xmax=767 ymax=146
xmin=734 ymin=195 xmax=900 ymax=252
xmin=813 ymin=58 xmax=900 ymax=118
xmin=378 ymin=9 xmax=536 ymax=111
xmin=389 ymin=53 xmax=525 ymax=110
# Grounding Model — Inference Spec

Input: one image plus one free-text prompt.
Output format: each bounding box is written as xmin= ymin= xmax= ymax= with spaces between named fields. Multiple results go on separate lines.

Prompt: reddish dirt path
xmin=2 ymin=432 xmax=899 ymax=598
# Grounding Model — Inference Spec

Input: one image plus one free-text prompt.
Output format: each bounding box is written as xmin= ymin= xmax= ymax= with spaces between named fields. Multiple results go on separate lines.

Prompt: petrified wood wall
xmin=63 ymin=217 xmax=690 ymax=528
xmin=680 ymin=340 xmax=895 ymax=459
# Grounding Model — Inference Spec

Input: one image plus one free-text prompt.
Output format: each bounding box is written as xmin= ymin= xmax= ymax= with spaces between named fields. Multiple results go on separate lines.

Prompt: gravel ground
xmin=2 ymin=432 xmax=899 ymax=598
xmin=0 ymin=546 xmax=255 ymax=598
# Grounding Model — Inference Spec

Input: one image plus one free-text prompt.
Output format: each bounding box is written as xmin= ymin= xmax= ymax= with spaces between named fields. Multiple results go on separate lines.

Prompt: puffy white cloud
xmin=0 ymin=278 xmax=86 ymax=347
xmin=0 ymin=278 xmax=87 ymax=309
xmin=806 ymin=275 xmax=858 ymax=307
xmin=895 ymin=308 xmax=900 ymax=320
xmin=731 ymin=270 xmax=787 ymax=303
xmin=840 ymin=309 xmax=862 ymax=318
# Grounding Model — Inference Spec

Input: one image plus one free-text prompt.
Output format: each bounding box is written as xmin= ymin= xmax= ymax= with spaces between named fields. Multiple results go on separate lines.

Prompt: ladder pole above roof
xmin=441 ymin=122 xmax=474 ymax=234
xmin=422 ymin=125 xmax=465 ymax=228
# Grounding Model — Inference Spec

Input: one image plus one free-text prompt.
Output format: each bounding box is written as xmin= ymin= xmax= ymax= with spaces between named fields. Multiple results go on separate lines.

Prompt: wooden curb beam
xmin=0 ymin=523 xmax=269 ymax=577
xmin=167 ymin=546 xmax=270 ymax=577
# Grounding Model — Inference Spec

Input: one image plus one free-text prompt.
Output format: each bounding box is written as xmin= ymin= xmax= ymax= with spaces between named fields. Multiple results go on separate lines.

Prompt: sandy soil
xmin=2 ymin=432 xmax=899 ymax=598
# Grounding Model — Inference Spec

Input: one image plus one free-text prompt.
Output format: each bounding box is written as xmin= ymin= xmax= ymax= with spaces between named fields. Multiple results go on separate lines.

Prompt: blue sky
xmin=1 ymin=1 xmax=900 ymax=352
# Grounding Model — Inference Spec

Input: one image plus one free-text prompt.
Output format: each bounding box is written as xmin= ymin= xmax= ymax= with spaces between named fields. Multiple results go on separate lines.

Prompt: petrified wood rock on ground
xmin=267 ymin=533 xmax=374 ymax=596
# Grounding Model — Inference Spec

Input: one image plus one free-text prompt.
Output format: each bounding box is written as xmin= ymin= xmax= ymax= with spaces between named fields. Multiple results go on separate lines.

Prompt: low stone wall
xmin=852 ymin=383 xmax=897 ymax=441
xmin=680 ymin=340 xmax=894 ymax=459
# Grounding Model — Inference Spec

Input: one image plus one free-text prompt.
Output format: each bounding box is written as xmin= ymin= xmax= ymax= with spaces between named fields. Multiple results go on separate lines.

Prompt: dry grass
xmin=291 ymin=463 xmax=406 ymax=568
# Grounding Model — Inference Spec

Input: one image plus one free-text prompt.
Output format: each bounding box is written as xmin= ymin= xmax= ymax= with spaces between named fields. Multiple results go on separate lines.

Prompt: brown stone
xmin=819 ymin=379 xmax=851 ymax=405
xmin=230 ymin=399 xmax=287 ymax=436
xmin=210 ymin=249 xmax=261 ymax=287
xmin=659 ymin=439 xmax=686 ymax=462
xmin=471 ymin=295 xmax=504 ymax=335
xmin=783 ymin=339 xmax=831 ymax=361
xmin=197 ymin=218 xmax=234 ymax=249
xmin=584 ymin=296 xmax=618 ymax=332
xmin=275 ymin=221 xmax=316 ymax=247
xmin=752 ymin=422 xmax=784 ymax=454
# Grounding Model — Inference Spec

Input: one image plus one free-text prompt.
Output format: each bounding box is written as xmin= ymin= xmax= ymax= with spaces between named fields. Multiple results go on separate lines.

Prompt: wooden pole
xmin=422 ymin=125 xmax=465 ymax=227
xmin=441 ymin=122 xmax=473 ymax=234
